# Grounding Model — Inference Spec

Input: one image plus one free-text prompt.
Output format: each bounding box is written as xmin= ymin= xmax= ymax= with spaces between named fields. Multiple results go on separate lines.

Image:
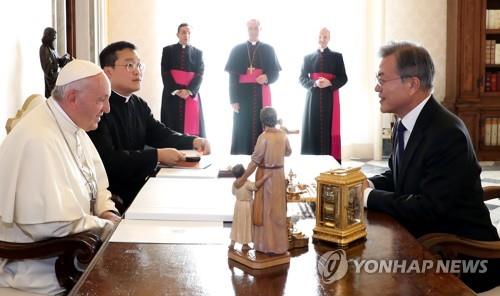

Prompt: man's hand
xmin=158 ymin=148 xmax=185 ymax=164
xmin=99 ymin=211 xmax=121 ymax=223
xmin=193 ymin=138 xmax=211 ymax=155
xmin=361 ymin=179 xmax=370 ymax=193
xmin=256 ymin=74 xmax=268 ymax=85
xmin=231 ymin=103 xmax=240 ymax=113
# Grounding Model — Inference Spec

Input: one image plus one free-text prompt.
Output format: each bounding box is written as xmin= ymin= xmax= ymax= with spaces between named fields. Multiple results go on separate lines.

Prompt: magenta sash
xmin=311 ymin=72 xmax=341 ymax=161
xmin=170 ymin=69 xmax=200 ymax=136
xmin=239 ymin=68 xmax=271 ymax=107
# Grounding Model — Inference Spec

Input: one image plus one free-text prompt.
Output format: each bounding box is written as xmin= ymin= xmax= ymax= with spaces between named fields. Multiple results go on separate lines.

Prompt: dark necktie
xmin=396 ymin=120 xmax=407 ymax=174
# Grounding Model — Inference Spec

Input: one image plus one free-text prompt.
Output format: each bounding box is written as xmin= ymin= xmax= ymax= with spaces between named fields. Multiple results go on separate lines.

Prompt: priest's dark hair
xmin=99 ymin=41 xmax=137 ymax=69
xmin=260 ymin=107 xmax=278 ymax=128
xmin=379 ymin=41 xmax=435 ymax=91
xmin=177 ymin=23 xmax=189 ymax=33
xmin=231 ymin=164 xmax=245 ymax=178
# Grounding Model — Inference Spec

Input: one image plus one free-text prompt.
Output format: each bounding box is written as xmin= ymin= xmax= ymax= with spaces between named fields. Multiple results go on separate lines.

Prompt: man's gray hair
xmin=379 ymin=41 xmax=435 ymax=90
xmin=260 ymin=107 xmax=278 ymax=128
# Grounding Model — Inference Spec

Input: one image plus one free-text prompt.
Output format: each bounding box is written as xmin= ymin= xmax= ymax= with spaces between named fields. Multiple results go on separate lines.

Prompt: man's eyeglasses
xmin=115 ymin=62 xmax=145 ymax=72
xmin=375 ymin=74 xmax=402 ymax=87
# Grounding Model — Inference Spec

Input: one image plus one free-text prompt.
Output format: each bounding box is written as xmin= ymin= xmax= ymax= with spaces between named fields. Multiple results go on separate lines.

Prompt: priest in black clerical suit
xmin=88 ymin=41 xmax=210 ymax=213
xmin=300 ymin=28 xmax=347 ymax=163
xmin=225 ymin=19 xmax=281 ymax=155
xmin=161 ymin=23 xmax=205 ymax=137
xmin=365 ymin=41 xmax=500 ymax=293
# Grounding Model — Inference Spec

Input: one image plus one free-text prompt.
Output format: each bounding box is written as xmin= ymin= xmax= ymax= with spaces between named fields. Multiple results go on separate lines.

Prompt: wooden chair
xmin=5 ymin=94 xmax=44 ymax=134
xmin=0 ymin=230 xmax=102 ymax=292
xmin=418 ymin=186 xmax=500 ymax=294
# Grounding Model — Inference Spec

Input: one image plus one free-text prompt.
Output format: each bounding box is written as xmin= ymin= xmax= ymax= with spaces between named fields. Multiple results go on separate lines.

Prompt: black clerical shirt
xmin=88 ymin=91 xmax=195 ymax=211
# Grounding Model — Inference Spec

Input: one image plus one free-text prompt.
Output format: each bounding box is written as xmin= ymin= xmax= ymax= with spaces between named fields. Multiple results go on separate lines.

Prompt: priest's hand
xmin=99 ymin=211 xmax=121 ymax=223
xmin=315 ymin=77 xmax=332 ymax=88
xmin=231 ymin=103 xmax=240 ymax=113
xmin=256 ymin=74 xmax=268 ymax=85
xmin=158 ymin=148 xmax=185 ymax=164
xmin=177 ymin=89 xmax=190 ymax=99
xmin=193 ymin=138 xmax=211 ymax=155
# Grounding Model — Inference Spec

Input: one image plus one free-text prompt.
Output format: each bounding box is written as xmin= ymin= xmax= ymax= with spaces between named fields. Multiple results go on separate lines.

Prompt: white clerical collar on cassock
xmin=48 ymin=97 xmax=80 ymax=134
xmin=179 ymin=43 xmax=187 ymax=49
xmin=319 ymin=47 xmax=327 ymax=53
xmin=249 ymin=41 xmax=258 ymax=46
xmin=113 ymin=90 xmax=132 ymax=103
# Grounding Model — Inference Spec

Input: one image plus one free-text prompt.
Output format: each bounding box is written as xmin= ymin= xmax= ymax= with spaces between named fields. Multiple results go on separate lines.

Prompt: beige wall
xmin=0 ymin=1 xmax=52 ymax=140
xmin=107 ymin=0 xmax=162 ymax=117
xmin=383 ymin=0 xmax=447 ymax=101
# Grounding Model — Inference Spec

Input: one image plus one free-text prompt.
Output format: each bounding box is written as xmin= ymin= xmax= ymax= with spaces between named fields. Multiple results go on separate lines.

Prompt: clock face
xmin=347 ymin=185 xmax=362 ymax=225
xmin=321 ymin=184 xmax=340 ymax=226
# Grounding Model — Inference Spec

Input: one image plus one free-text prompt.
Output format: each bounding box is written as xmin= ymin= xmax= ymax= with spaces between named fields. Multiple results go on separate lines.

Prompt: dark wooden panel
xmin=458 ymin=111 xmax=480 ymax=149
xmin=458 ymin=0 xmax=481 ymax=98
xmin=71 ymin=212 xmax=474 ymax=296
xmin=65 ymin=0 xmax=76 ymax=58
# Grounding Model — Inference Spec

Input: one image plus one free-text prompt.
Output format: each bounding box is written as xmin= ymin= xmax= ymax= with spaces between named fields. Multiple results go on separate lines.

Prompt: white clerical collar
xmin=113 ymin=90 xmax=132 ymax=103
xmin=48 ymin=97 xmax=79 ymax=133
xmin=400 ymin=94 xmax=431 ymax=145
xmin=249 ymin=40 xmax=258 ymax=46
xmin=179 ymin=43 xmax=188 ymax=49
xmin=319 ymin=47 xmax=327 ymax=53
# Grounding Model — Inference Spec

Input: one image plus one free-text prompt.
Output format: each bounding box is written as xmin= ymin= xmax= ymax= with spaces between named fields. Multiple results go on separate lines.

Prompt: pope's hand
xmin=100 ymin=211 xmax=121 ymax=223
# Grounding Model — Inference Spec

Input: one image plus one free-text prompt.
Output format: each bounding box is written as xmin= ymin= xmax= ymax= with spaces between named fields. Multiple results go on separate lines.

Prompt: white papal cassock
xmin=0 ymin=97 xmax=117 ymax=295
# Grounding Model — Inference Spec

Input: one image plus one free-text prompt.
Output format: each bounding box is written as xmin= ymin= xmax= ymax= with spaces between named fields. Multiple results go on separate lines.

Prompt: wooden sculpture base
xmin=228 ymin=248 xmax=290 ymax=270
xmin=288 ymin=232 xmax=309 ymax=250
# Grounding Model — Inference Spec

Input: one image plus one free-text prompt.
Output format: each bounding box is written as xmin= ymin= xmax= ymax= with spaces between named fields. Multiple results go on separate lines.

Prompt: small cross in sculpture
xmin=288 ymin=169 xmax=297 ymax=187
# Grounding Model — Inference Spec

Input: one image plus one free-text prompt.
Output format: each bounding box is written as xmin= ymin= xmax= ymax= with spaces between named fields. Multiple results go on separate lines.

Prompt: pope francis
xmin=0 ymin=59 xmax=120 ymax=295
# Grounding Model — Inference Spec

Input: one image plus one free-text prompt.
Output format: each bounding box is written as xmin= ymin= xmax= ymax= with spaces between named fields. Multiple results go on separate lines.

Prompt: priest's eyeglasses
xmin=115 ymin=62 xmax=145 ymax=72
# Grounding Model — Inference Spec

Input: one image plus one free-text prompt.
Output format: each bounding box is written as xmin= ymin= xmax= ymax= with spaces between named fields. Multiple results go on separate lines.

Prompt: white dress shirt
xmin=364 ymin=94 xmax=432 ymax=207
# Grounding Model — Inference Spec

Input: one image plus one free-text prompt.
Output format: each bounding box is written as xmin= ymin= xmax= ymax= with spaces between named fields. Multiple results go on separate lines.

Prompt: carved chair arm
xmin=418 ymin=232 xmax=500 ymax=260
xmin=0 ymin=230 xmax=102 ymax=291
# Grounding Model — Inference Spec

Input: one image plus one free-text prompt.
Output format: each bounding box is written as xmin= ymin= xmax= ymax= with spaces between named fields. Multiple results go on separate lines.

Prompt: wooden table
xmin=70 ymin=211 xmax=474 ymax=296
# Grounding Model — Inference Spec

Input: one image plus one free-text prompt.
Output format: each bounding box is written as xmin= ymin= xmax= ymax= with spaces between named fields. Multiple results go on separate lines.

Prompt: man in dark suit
xmin=364 ymin=41 xmax=499 ymax=292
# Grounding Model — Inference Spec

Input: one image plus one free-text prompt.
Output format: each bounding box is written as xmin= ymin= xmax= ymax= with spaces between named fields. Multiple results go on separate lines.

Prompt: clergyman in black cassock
xmin=161 ymin=23 xmax=205 ymax=137
xmin=88 ymin=41 xmax=210 ymax=213
xmin=225 ymin=19 xmax=281 ymax=155
xmin=299 ymin=28 xmax=347 ymax=162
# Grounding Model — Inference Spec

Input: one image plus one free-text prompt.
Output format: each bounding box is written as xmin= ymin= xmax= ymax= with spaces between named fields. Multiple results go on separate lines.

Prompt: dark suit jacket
xmin=368 ymin=96 xmax=498 ymax=242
